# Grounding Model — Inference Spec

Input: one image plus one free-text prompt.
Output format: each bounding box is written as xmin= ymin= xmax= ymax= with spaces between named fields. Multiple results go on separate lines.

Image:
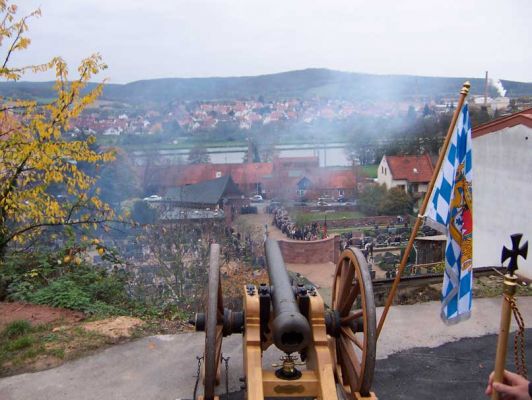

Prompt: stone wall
xmin=277 ymin=235 xmax=341 ymax=264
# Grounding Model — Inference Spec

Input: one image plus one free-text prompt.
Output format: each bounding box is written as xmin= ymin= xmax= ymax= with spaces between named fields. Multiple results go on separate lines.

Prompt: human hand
xmin=485 ymin=370 xmax=531 ymax=400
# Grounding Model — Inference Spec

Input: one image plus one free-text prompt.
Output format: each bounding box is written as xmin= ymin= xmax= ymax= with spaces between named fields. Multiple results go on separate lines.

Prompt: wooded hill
xmin=1 ymin=68 xmax=531 ymax=104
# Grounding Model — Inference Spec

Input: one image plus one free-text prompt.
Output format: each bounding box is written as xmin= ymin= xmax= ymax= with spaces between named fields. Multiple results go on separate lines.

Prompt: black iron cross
xmin=501 ymin=233 xmax=528 ymax=275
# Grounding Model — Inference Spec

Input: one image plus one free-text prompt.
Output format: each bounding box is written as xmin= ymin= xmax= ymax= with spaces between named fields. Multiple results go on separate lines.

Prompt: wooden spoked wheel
xmin=203 ymin=243 xmax=224 ymax=400
xmin=331 ymin=247 xmax=377 ymax=397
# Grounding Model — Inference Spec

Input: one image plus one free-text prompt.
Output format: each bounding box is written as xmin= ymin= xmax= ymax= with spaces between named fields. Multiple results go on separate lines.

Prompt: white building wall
xmin=473 ymin=124 xmax=532 ymax=278
xmin=418 ymin=183 xmax=429 ymax=193
xmin=389 ymin=179 xmax=408 ymax=192
xmin=377 ymin=157 xmax=393 ymax=188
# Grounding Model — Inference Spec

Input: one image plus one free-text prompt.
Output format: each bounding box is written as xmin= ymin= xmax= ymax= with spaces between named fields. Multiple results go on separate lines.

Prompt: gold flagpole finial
xmin=461 ymin=81 xmax=471 ymax=95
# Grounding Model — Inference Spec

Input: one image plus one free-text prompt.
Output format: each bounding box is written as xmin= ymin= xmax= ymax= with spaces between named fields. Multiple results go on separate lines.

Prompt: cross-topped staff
xmin=501 ymin=234 xmax=528 ymax=276
xmin=492 ymin=233 xmax=528 ymax=400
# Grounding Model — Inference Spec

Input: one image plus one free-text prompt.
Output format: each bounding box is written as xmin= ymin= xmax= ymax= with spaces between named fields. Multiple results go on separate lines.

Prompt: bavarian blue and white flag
xmin=425 ymin=104 xmax=473 ymax=324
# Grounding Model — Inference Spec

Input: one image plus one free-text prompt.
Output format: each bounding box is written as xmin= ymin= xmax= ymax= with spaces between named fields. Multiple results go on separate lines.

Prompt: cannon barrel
xmin=265 ymin=238 xmax=311 ymax=353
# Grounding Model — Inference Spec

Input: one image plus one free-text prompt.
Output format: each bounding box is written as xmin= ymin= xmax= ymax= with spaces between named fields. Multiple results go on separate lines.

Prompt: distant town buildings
xmin=64 ymin=91 xmax=531 ymax=139
xmin=69 ymin=98 xmax=424 ymax=137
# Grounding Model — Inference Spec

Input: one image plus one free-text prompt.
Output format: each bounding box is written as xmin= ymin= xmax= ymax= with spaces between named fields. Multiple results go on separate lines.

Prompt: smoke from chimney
xmin=490 ymin=78 xmax=507 ymax=97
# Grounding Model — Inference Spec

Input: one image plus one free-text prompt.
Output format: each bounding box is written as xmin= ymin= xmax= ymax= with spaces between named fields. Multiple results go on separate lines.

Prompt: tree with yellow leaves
xmin=0 ymin=1 xmax=116 ymax=259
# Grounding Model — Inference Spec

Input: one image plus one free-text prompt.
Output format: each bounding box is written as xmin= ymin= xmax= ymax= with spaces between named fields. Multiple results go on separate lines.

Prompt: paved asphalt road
xmin=1 ymin=297 xmax=531 ymax=400
xmin=372 ymin=329 xmax=532 ymax=400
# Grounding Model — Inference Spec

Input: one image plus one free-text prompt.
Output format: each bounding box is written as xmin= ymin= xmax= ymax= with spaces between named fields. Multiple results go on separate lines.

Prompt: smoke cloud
xmin=490 ymin=78 xmax=507 ymax=97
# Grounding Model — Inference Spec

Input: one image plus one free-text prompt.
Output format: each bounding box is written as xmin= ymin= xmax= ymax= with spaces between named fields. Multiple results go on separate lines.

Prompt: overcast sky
xmin=12 ymin=0 xmax=532 ymax=84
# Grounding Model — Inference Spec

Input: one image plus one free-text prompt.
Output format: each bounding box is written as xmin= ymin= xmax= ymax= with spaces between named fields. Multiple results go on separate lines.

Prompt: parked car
xmin=317 ymin=200 xmax=330 ymax=206
xmin=249 ymin=194 xmax=263 ymax=202
xmin=143 ymin=194 xmax=162 ymax=202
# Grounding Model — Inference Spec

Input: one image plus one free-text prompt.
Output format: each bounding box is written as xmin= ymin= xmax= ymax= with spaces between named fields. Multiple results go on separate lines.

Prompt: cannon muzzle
xmin=265 ymin=238 xmax=311 ymax=353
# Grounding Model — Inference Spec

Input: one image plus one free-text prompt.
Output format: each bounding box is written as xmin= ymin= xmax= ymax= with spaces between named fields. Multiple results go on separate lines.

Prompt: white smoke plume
xmin=490 ymin=78 xmax=507 ymax=97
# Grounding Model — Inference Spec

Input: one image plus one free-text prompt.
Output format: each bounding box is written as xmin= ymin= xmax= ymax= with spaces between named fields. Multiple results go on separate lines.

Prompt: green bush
xmin=1 ymin=246 xmax=135 ymax=316
xmin=62 ymin=266 xmax=129 ymax=305
xmin=85 ymin=301 xmax=125 ymax=316
xmin=26 ymin=278 xmax=125 ymax=316
xmin=380 ymin=187 xmax=413 ymax=215
xmin=2 ymin=320 xmax=32 ymax=339
xmin=28 ymin=279 xmax=93 ymax=311
xmin=1 ymin=252 xmax=55 ymax=302
xmin=1 ymin=245 xmax=186 ymax=319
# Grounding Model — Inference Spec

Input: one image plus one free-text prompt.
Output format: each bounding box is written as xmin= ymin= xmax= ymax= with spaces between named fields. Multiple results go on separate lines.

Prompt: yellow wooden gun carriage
xmin=194 ymin=238 xmax=378 ymax=400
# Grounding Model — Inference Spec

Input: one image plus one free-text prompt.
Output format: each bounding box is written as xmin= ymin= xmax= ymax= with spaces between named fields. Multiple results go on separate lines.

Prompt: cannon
xmin=194 ymin=238 xmax=377 ymax=400
xmin=264 ymin=239 xmax=312 ymax=354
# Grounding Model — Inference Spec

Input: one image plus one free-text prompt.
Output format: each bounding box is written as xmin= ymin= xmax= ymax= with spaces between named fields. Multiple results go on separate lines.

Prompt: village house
xmin=294 ymin=169 xmax=357 ymax=201
xmin=376 ymin=153 xmax=434 ymax=197
xmin=165 ymin=175 xmax=243 ymax=209
xmin=163 ymin=175 xmax=245 ymax=225
xmin=139 ymin=155 xmax=356 ymax=202
xmin=150 ymin=162 xmax=273 ymax=197
xmin=266 ymin=157 xmax=357 ymax=201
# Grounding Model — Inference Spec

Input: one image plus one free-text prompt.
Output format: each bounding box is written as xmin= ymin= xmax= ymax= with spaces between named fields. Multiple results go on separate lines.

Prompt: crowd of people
xmin=271 ymin=206 xmax=327 ymax=241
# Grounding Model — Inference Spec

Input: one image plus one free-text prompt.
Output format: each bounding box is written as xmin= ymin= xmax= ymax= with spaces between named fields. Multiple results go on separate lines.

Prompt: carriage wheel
xmin=203 ymin=243 xmax=224 ymax=400
xmin=331 ymin=247 xmax=377 ymax=397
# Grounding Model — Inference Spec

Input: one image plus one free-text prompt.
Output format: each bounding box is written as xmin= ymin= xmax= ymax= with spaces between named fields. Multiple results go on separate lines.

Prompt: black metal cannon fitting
xmin=258 ymin=283 xmax=270 ymax=296
xmin=246 ymin=284 xmax=256 ymax=295
xmin=265 ymin=239 xmax=312 ymax=354
xmin=193 ymin=312 xmax=206 ymax=332
xmin=223 ymin=308 xmax=244 ymax=336
xmin=324 ymin=310 xmax=341 ymax=337
xmin=194 ymin=309 xmax=244 ymax=335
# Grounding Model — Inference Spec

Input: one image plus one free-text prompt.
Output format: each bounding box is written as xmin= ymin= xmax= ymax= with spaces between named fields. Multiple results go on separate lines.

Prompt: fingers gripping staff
xmin=491 ymin=234 xmax=528 ymax=400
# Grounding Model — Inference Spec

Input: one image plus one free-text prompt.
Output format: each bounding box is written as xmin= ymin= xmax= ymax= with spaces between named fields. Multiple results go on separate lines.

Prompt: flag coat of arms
xmin=425 ymin=104 xmax=473 ymax=324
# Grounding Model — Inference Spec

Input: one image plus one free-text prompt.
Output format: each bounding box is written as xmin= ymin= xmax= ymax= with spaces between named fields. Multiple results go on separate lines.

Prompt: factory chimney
xmin=484 ymin=71 xmax=489 ymax=106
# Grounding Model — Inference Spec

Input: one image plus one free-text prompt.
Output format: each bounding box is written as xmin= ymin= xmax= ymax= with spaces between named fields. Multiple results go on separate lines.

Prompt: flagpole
xmin=376 ymin=81 xmax=471 ymax=339
xmin=491 ymin=234 xmax=528 ymax=400
xmin=491 ymin=274 xmax=517 ymax=400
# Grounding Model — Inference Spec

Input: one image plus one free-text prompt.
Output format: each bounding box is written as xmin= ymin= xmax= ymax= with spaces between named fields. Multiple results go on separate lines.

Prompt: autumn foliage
xmin=0 ymin=1 xmax=116 ymax=257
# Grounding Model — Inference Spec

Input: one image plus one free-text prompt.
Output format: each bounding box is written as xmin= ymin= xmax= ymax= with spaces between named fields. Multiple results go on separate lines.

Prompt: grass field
xmin=292 ymin=210 xmax=364 ymax=225
xmin=328 ymin=227 xmax=359 ymax=235
xmin=360 ymin=164 xmax=378 ymax=178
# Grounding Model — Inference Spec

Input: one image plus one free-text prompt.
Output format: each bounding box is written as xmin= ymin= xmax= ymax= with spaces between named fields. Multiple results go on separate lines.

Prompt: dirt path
xmin=234 ymin=209 xmax=285 ymax=241
xmin=235 ymin=207 xmax=336 ymax=301
xmin=0 ymin=302 xmax=84 ymax=330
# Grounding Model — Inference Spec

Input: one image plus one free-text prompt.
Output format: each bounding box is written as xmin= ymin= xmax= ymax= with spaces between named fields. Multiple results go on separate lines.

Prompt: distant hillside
xmin=1 ymin=68 xmax=531 ymax=104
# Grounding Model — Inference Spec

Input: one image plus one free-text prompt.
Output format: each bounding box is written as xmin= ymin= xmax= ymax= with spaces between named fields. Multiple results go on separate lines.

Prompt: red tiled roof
xmin=151 ymin=163 xmax=274 ymax=189
xmin=385 ymin=154 xmax=434 ymax=183
xmin=473 ymin=108 xmax=532 ymax=139
xmin=223 ymin=163 xmax=273 ymax=184
xmin=138 ymin=156 xmax=355 ymax=194
xmin=312 ymin=169 xmax=356 ymax=189
xmin=175 ymin=164 xmax=213 ymax=185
